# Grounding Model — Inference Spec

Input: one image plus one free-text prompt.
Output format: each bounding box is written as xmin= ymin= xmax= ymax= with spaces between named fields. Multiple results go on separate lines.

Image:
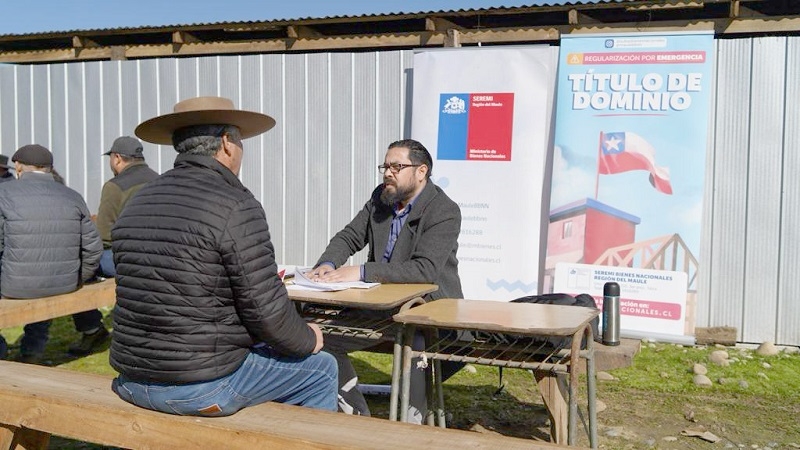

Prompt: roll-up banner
xmin=547 ymin=32 xmax=715 ymax=339
xmin=411 ymin=46 xmax=558 ymax=301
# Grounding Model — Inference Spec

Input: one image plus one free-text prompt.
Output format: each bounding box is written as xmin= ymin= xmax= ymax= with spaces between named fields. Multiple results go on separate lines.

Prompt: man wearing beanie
xmin=0 ymin=144 xmax=105 ymax=363
xmin=96 ymin=136 xmax=158 ymax=277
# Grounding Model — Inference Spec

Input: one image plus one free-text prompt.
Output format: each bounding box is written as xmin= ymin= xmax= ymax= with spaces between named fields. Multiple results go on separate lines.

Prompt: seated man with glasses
xmin=308 ymin=138 xmax=463 ymax=423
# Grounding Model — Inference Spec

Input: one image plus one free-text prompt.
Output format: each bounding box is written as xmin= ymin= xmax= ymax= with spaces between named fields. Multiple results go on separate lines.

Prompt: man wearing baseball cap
xmin=110 ymin=97 xmax=337 ymax=416
xmin=96 ymin=136 xmax=158 ymax=277
xmin=0 ymin=144 xmax=104 ymax=363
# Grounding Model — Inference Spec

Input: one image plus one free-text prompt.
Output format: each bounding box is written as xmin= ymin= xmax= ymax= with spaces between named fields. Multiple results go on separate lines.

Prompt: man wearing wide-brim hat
xmin=0 ymin=154 xmax=14 ymax=183
xmin=109 ymin=96 xmax=337 ymax=416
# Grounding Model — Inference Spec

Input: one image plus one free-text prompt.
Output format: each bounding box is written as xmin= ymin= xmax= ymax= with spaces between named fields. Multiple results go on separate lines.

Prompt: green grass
xmin=1 ymin=306 xmax=115 ymax=372
xmin=353 ymin=343 xmax=800 ymax=447
xmin=3 ymin=314 xmax=800 ymax=449
xmin=596 ymin=344 xmax=800 ymax=448
xmin=613 ymin=343 xmax=800 ymax=399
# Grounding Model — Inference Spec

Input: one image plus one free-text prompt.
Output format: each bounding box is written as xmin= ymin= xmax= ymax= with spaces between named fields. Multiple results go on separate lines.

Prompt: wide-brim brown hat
xmin=134 ymin=96 xmax=276 ymax=145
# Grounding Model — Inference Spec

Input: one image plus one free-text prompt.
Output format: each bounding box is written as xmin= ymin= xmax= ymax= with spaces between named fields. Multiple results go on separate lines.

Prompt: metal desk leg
xmin=399 ymin=324 xmax=416 ymax=423
xmin=414 ymin=330 xmax=446 ymax=428
xmin=425 ymin=361 xmax=435 ymax=426
xmin=433 ymin=358 xmax=445 ymax=428
xmin=389 ymin=325 xmax=404 ymax=421
xmin=567 ymin=327 xmax=583 ymax=446
xmin=584 ymin=326 xmax=598 ymax=449
xmin=424 ymin=327 xmax=446 ymax=428
xmin=394 ymin=297 xmax=425 ymax=423
xmin=421 ymin=327 xmax=435 ymax=426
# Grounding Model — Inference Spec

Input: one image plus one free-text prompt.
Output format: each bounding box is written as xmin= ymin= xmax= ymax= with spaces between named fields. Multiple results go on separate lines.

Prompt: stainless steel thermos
xmin=602 ymin=282 xmax=620 ymax=346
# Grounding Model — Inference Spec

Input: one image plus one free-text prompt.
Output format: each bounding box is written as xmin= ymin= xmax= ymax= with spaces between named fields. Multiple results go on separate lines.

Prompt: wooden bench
xmin=0 ymin=279 xmax=116 ymax=329
xmin=0 ymin=361 xmax=576 ymax=450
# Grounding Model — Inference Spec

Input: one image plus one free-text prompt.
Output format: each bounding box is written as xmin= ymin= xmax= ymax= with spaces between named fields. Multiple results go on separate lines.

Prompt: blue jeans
xmin=112 ymin=347 xmax=338 ymax=415
xmin=99 ymin=249 xmax=116 ymax=277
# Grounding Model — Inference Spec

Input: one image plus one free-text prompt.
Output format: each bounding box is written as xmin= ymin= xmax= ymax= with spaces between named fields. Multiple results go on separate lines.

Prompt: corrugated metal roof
xmin=1 ymin=0 xmax=794 ymax=63
xmin=0 ymin=1 xmax=644 ymax=38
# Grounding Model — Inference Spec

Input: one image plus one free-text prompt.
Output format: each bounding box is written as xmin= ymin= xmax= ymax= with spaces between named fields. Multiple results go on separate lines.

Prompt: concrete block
xmin=577 ymin=338 xmax=640 ymax=374
xmin=695 ymin=327 xmax=738 ymax=346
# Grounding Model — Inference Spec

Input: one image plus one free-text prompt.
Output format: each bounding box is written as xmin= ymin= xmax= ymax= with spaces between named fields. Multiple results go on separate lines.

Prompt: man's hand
xmin=308 ymin=263 xmax=335 ymax=278
xmin=308 ymin=323 xmax=324 ymax=353
xmin=316 ymin=265 xmax=361 ymax=283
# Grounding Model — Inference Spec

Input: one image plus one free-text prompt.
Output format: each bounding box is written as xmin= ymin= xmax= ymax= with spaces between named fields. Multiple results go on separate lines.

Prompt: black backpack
xmin=479 ymin=293 xmax=600 ymax=394
xmin=510 ymin=293 xmax=600 ymax=347
xmin=473 ymin=293 xmax=600 ymax=351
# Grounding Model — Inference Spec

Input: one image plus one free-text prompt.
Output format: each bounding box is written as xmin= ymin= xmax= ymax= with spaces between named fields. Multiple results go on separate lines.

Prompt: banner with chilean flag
xmin=546 ymin=31 xmax=715 ymax=341
xmin=598 ymin=131 xmax=673 ymax=195
xmin=437 ymin=93 xmax=515 ymax=161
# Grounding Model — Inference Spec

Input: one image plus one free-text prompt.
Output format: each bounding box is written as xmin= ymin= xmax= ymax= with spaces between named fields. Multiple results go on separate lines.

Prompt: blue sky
xmin=1 ymin=1 xmax=536 ymax=34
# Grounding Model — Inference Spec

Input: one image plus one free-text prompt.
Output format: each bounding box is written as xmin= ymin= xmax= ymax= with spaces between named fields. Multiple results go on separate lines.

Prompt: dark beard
xmin=380 ymin=183 xmax=413 ymax=207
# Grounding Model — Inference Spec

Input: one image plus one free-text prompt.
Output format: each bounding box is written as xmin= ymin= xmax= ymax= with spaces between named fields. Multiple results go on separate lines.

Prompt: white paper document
xmin=288 ymin=269 xmax=380 ymax=292
xmin=277 ymin=265 xmax=303 ymax=280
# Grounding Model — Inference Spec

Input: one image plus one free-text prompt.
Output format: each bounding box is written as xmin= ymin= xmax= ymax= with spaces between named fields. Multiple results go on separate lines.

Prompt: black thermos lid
xmin=603 ymin=281 xmax=620 ymax=297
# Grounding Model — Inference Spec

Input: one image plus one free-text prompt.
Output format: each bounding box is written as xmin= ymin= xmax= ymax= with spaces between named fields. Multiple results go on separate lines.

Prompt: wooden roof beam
xmin=286 ymin=25 xmax=324 ymax=39
xmin=110 ymin=46 xmax=127 ymax=61
xmin=568 ymin=9 xmax=603 ymax=26
xmin=72 ymin=36 xmax=98 ymax=49
xmin=285 ymin=25 xmax=325 ymax=50
xmin=729 ymin=1 xmax=764 ymax=18
xmin=72 ymin=35 xmax=100 ymax=58
xmin=172 ymin=31 xmax=199 ymax=45
xmin=425 ymin=17 xmax=464 ymax=32
xmin=425 ymin=16 xmax=463 ymax=47
xmin=444 ymin=29 xmax=461 ymax=47
xmin=731 ymin=0 xmax=740 ymax=17
xmin=172 ymin=31 xmax=199 ymax=54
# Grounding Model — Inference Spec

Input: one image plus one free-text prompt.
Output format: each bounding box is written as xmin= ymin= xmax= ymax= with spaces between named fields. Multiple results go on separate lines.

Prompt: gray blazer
xmin=317 ymin=181 xmax=463 ymax=300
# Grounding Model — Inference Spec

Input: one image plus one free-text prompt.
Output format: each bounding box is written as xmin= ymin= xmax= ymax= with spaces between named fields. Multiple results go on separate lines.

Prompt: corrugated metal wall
xmin=0 ymin=51 xmax=413 ymax=270
xmin=698 ymin=36 xmax=800 ymax=346
xmin=0 ymin=37 xmax=797 ymax=346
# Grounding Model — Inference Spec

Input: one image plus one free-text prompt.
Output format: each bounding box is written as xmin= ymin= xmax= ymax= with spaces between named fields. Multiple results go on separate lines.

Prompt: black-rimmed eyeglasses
xmin=378 ymin=163 xmax=421 ymax=174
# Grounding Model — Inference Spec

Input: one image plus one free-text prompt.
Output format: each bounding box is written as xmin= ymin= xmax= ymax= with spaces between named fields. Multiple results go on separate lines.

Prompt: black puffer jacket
xmin=109 ymin=154 xmax=315 ymax=384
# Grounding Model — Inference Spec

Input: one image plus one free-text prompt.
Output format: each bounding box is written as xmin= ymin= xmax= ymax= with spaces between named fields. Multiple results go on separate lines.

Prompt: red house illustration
xmin=545 ymin=198 xmax=640 ymax=288
xmin=544 ymin=198 xmax=699 ymax=332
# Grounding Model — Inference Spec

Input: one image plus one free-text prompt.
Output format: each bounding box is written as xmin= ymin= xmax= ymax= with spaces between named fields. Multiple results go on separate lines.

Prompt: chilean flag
xmin=598 ymin=131 xmax=673 ymax=195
